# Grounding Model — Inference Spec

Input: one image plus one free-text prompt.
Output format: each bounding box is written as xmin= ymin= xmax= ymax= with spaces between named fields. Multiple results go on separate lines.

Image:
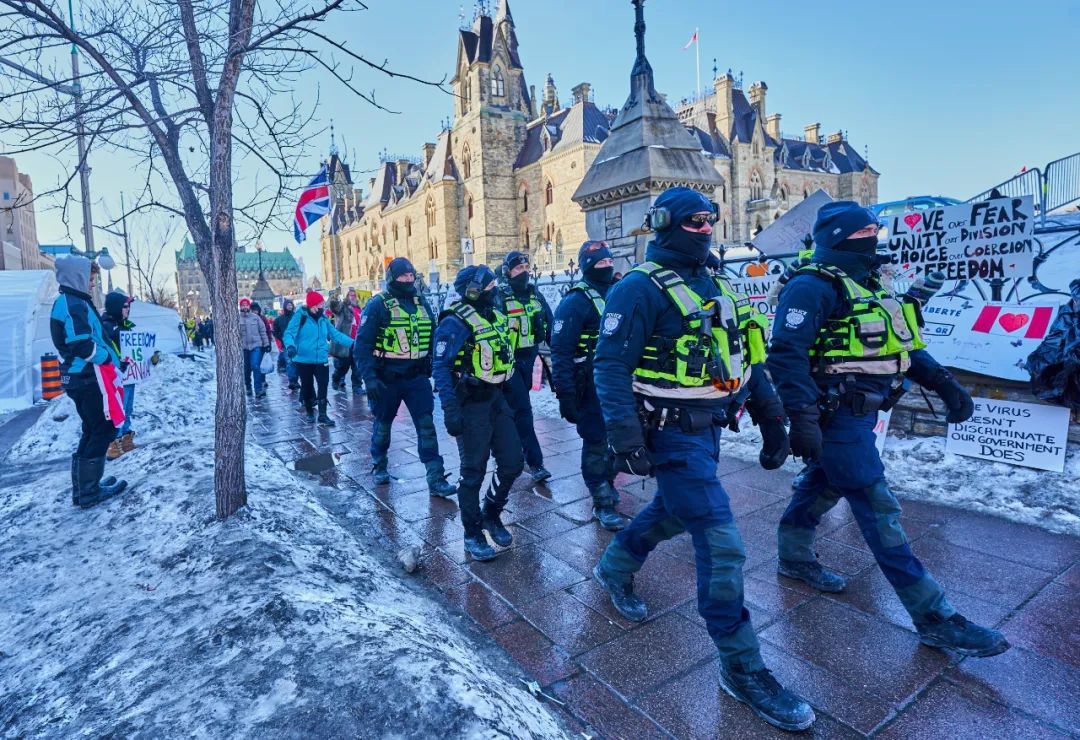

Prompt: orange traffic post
xmin=41 ymin=353 xmax=63 ymax=400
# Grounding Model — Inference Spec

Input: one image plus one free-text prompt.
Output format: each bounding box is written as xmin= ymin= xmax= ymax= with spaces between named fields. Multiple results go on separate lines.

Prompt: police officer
xmin=590 ymin=187 xmax=811 ymax=732
xmin=354 ymin=258 xmax=456 ymax=497
xmin=432 ymin=265 xmax=524 ymax=561
xmin=768 ymin=200 xmax=1010 ymax=658
xmin=550 ymin=241 xmax=623 ymax=530
xmin=497 ymin=251 xmax=553 ymax=483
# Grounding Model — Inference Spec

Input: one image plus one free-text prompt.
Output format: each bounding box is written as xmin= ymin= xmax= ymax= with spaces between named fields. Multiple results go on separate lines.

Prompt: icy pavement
xmin=0 ymin=356 xmax=567 ymax=738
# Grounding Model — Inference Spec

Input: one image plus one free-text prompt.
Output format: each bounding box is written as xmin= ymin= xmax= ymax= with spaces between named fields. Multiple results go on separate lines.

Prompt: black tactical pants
xmin=454 ymin=388 xmax=524 ymax=537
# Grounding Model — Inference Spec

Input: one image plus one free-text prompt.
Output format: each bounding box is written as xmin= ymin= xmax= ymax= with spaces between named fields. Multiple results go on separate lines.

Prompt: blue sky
xmin=12 ymin=0 xmax=1080 ymax=283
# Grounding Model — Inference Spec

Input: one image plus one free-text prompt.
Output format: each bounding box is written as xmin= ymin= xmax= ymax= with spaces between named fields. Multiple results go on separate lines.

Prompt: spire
xmin=329 ymin=118 xmax=338 ymax=157
xmin=495 ymin=0 xmax=512 ymax=25
xmin=542 ymin=72 xmax=558 ymax=116
xmin=628 ymin=0 xmax=659 ymax=105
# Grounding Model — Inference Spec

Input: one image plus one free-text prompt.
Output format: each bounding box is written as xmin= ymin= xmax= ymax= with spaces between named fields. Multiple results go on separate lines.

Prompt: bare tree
xmin=0 ymin=0 xmax=445 ymax=517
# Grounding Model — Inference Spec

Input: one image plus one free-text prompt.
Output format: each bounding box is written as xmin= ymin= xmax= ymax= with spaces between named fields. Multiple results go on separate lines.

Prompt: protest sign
xmin=751 ymin=189 xmax=832 ymax=256
xmin=885 ymin=195 xmax=1035 ymax=282
xmin=946 ymin=398 xmax=1069 ymax=472
xmin=726 ymin=273 xmax=782 ymax=319
xmin=920 ymin=296 xmax=1059 ymax=380
xmin=119 ymin=329 xmax=157 ymax=385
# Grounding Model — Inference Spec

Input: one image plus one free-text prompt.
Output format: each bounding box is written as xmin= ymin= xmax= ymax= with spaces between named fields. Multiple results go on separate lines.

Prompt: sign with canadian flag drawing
xmin=920 ymin=297 xmax=1058 ymax=380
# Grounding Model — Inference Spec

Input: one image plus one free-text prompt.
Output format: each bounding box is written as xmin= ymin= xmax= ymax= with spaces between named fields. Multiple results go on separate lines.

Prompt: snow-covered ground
xmin=717 ymin=412 xmax=1079 ymax=536
xmin=0 ymin=356 xmax=566 ymax=738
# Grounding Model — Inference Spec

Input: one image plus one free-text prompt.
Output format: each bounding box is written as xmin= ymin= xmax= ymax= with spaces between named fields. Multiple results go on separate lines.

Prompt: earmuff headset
xmin=465 ymin=276 xmax=485 ymax=301
xmin=644 ymin=200 xmax=720 ymax=232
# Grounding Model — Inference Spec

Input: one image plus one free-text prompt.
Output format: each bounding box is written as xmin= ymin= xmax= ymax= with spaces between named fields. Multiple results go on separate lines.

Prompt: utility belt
xmin=377 ymin=362 xmax=431 ymax=382
xmin=637 ymin=398 xmax=727 ymax=433
xmin=454 ymin=373 xmax=506 ymax=402
xmin=818 ymin=376 xmax=908 ymax=419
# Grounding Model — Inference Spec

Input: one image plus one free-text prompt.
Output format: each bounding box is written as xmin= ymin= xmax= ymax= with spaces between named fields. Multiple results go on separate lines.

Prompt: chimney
xmin=396 ymin=159 xmax=410 ymax=185
xmin=747 ymin=81 xmax=767 ymax=119
xmin=804 ymin=123 xmax=821 ymax=144
xmin=766 ymin=113 xmax=782 ymax=141
xmin=826 ymin=130 xmax=844 ymax=145
xmin=713 ymin=71 xmax=735 ymax=142
xmin=422 ymin=143 xmax=437 ymax=168
xmin=570 ymin=81 xmax=592 ymax=105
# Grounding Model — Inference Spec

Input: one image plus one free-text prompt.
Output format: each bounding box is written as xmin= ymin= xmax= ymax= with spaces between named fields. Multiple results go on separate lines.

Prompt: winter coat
xmin=328 ymin=297 xmax=362 ymax=358
xmin=1026 ymin=281 xmax=1080 ymax=410
xmin=100 ymin=291 xmax=135 ymax=361
xmin=240 ymin=311 xmax=270 ymax=350
xmin=49 ymin=256 xmax=120 ymax=391
xmin=272 ymin=309 xmax=294 ymax=343
xmin=284 ymin=308 xmax=354 ymax=365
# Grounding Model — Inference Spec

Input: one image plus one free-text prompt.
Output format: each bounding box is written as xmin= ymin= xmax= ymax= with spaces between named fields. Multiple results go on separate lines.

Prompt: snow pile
xmin=0 ymin=355 xmax=566 ymax=737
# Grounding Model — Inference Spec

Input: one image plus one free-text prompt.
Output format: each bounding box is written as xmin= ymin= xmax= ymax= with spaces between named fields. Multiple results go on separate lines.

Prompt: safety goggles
xmin=683 ymin=212 xmax=718 ymax=227
xmin=582 ymin=240 xmax=610 ymax=253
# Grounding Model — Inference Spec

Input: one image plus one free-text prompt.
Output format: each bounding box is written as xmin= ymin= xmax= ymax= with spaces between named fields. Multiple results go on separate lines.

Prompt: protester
xmin=273 ymin=298 xmax=300 ymax=390
xmin=50 ymin=255 xmax=129 ymax=507
xmin=202 ymin=317 xmax=214 ymax=347
xmin=192 ymin=319 xmax=204 ymax=351
xmin=239 ymin=296 xmax=271 ymax=398
xmin=101 ymin=290 xmax=137 ymax=460
xmin=284 ymin=291 xmax=355 ymax=424
xmin=328 ymin=287 xmax=365 ymax=394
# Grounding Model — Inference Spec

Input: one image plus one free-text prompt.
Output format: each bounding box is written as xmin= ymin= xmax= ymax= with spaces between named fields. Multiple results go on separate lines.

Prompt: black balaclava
xmin=503 ymin=251 xmax=531 ymax=294
xmin=387 ymin=257 xmax=418 ymax=299
xmin=578 ymin=241 xmax=615 ymax=286
xmin=652 ymin=187 xmax=716 ymax=266
xmin=454 ymin=265 xmax=498 ymax=311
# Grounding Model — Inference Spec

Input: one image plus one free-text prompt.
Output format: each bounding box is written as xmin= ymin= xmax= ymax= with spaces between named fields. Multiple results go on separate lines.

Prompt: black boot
xmin=74 ymin=456 xmax=129 ymax=508
xmin=719 ymin=666 xmax=816 ymax=732
xmin=372 ymin=461 xmax=391 ymax=485
xmin=304 ymin=404 xmax=316 ymax=422
xmin=317 ymin=401 xmax=334 ymax=426
xmin=778 ymin=558 xmax=848 ymax=593
xmin=591 ymin=482 xmax=625 ymax=531
xmin=915 ymin=613 xmax=1010 ymax=657
xmin=482 ymin=497 xmax=513 ymax=547
xmin=592 ymin=562 xmax=647 ymax=622
xmin=425 ymin=459 xmax=457 ymax=498
xmin=464 ymin=534 xmax=497 ymax=562
xmin=529 ymin=465 xmax=552 ymax=483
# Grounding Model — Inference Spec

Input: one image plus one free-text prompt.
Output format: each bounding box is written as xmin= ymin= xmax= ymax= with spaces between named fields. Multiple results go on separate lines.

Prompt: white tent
xmin=0 ymin=270 xmax=58 ymax=411
xmin=128 ymin=301 xmax=186 ymax=355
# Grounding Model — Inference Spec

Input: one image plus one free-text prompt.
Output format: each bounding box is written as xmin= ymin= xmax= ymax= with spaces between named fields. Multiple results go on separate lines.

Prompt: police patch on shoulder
xmin=784 ymin=308 xmax=807 ymax=329
xmin=552 ymin=319 xmax=564 ymax=334
xmin=436 ymin=340 xmax=447 ymax=357
xmin=602 ymin=312 xmax=622 ymax=336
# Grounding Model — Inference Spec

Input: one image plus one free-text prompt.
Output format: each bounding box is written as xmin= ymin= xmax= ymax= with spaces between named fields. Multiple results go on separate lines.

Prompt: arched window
xmin=381 ymin=224 xmax=387 ymax=243
xmin=405 ymin=217 xmax=412 ymax=237
xmin=467 ymin=195 xmax=474 ymax=220
xmin=750 ymin=171 xmax=763 ymax=200
xmin=722 ymin=221 xmax=728 ymax=239
xmin=721 ymin=184 xmax=727 ymax=203
xmin=429 ymin=239 xmax=439 ymax=260
xmin=779 ymin=187 xmax=787 ymax=202
xmin=803 ymin=188 xmax=810 ymax=200
xmin=521 ymin=188 xmax=529 ymax=212
xmin=392 ymin=223 xmax=399 ymax=241
xmin=462 ymin=144 xmax=472 ymax=179
xmin=462 ymin=78 xmax=471 ymax=114
xmin=545 ymin=180 xmax=553 ymax=205
xmin=491 ymin=65 xmax=505 ymax=97
xmin=426 ymin=198 xmax=436 ymax=228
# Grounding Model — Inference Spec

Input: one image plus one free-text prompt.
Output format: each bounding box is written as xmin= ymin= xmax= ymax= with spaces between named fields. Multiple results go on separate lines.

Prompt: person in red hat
xmin=282 ymin=290 xmax=355 ymax=424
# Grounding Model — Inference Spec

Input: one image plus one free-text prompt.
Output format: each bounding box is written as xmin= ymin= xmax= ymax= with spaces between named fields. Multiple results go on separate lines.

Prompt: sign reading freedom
xmin=885 ymin=195 xmax=1035 ymax=281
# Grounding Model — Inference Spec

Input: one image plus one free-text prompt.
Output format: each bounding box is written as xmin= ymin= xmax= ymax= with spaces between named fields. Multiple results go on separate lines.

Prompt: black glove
xmin=262 ymin=346 xmax=271 ymax=354
xmin=286 ymin=346 xmax=297 ymax=359
xmin=119 ymin=359 xmax=131 ymax=373
xmin=443 ymin=405 xmax=464 ymax=437
xmin=747 ymin=397 xmax=789 ymax=470
xmin=558 ymin=395 xmax=580 ymax=424
xmin=367 ymin=378 xmax=387 ymax=405
xmin=787 ymin=407 xmax=823 ymax=463
xmin=930 ymin=368 xmax=974 ymax=423
xmin=613 ymin=445 xmax=654 ymax=477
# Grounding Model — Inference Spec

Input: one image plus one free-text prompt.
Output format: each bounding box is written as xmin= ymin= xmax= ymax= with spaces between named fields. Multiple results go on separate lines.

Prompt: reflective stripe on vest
xmin=501 ymin=287 xmax=544 ymax=349
xmin=630 ymin=261 xmax=754 ymax=400
xmin=451 ymin=303 xmax=517 ymax=384
xmin=569 ymin=281 xmax=605 ymax=365
xmin=792 ymin=263 xmax=925 ymax=376
xmin=374 ymin=293 xmax=434 ymax=360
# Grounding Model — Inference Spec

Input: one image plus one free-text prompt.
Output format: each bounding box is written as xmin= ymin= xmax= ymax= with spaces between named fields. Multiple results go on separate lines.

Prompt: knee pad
xmin=862 ymin=480 xmax=907 ymax=550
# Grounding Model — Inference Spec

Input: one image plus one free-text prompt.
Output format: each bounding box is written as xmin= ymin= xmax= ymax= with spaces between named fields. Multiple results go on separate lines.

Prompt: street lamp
xmin=94 ymin=191 xmax=133 ymax=296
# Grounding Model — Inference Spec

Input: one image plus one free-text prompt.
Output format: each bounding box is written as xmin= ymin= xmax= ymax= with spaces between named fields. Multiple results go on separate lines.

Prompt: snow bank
xmin=0 ymin=355 xmax=566 ymax=737
xmin=716 ymin=412 xmax=1079 ymax=536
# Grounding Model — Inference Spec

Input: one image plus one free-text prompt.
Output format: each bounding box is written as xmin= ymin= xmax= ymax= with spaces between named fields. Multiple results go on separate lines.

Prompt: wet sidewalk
xmin=249 ymin=373 xmax=1078 ymax=739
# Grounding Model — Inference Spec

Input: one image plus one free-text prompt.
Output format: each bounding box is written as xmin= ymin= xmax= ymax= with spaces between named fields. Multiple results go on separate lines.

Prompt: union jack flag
xmin=293 ymin=163 xmax=331 ymax=243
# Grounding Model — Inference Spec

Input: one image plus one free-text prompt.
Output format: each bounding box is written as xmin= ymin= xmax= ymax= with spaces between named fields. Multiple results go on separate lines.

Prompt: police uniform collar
xmin=581 ymin=275 xmax=611 ymax=296
xmin=645 ymin=241 xmax=710 ymax=274
xmin=811 ymin=245 xmax=874 ymax=282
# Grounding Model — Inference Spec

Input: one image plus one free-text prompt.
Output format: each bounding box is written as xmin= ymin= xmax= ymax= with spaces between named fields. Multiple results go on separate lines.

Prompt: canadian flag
xmin=970 ymin=305 xmax=1054 ymax=339
xmin=683 ymin=29 xmax=698 ymax=50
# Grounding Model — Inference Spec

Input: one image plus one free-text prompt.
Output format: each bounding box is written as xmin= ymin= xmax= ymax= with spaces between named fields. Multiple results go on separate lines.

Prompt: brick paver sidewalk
xmin=251 ymin=374 xmax=1078 ymax=738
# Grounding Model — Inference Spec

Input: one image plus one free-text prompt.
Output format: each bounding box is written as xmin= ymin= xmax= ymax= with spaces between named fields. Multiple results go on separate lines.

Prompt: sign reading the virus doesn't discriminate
xmin=885 ymin=195 xmax=1035 ymax=282
xmin=946 ymin=397 xmax=1070 ymax=472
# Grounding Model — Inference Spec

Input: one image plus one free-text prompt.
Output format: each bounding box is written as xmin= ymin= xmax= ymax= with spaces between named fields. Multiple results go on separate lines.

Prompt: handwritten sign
xmin=118 ymin=330 xmax=157 ymax=385
xmin=946 ymin=398 xmax=1069 ymax=472
xmin=885 ymin=196 xmax=1035 ymax=281
xmin=751 ymin=189 xmax=833 ymax=256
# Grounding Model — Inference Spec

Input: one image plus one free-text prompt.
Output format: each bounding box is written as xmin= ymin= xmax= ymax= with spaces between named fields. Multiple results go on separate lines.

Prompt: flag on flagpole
xmin=293 ymin=163 xmax=331 ymax=243
xmin=682 ymin=29 xmax=698 ymax=50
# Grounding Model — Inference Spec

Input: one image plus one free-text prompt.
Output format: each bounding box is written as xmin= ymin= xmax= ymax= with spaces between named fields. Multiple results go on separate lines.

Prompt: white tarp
xmin=0 ymin=270 xmax=57 ymax=411
xmin=128 ymin=301 xmax=186 ymax=355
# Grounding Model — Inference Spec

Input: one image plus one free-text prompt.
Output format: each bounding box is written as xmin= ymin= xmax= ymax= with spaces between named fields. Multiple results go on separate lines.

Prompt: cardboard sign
xmin=118 ymin=330 xmax=157 ymax=385
xmin=726 ymin=273 xmax=783 ymax=320
xmin=920 ymin=297 xmax=1058 ymax=380
xmin=751 ymin=189 xmax=833 ymax=256
xmin=946 ymin=398 xmax=1069 ymax=472
xmin=885 ymin=195 xmax=1035 ymax=282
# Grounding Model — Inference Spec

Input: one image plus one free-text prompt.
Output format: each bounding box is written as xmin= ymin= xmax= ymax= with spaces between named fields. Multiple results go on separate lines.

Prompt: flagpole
xmin=695 ymin=27 xmax=701 ymax=100
xmin=327 ymin=157 xmax=342 ymax=290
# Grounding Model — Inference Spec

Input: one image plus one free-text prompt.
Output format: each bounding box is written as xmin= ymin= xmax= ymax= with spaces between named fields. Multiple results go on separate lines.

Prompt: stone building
xmin=175 ymin=236 xmax=304 ymax=317
xmin=322 ymin=0 xmax=878 ymax=289
xmin=0 ymin=156 xmax=52 ymax=271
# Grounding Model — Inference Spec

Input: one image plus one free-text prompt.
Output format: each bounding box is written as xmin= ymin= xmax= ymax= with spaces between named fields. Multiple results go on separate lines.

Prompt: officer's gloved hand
xmin=558 ymin=395 xmax=580 ymax=424
xmin=929 ymin=368 xmax=974 ymax=423
xmin=367 ymin=378 xmax=387 ymax=405
xmin=286 ymin=346 xmax=297 ymax=359
xmin=787 ymin=407 xmax=823 ymax=463
xmin=747 ymin=397 xmax=789 ymax=470
xmin=612 ymin=445 xmax=654 ymax=477
xmin=443 ymin=405 xmax=465 ymax=437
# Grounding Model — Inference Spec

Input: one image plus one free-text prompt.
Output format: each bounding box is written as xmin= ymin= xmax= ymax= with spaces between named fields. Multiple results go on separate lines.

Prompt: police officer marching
xmin=550 ymin=241 xmax=625 ymax=531
xmin=432 ymin=265 xmax=525 ymax=562
xmin=590 ymin=187 xmax=813 ymax=732
xmin=497 ymin=251 xmax=554 ymax=483
xmin=768 ymin=201 xmax=1009 ymax=658
xmin=353 ymin=258 xmax=456 ymax=497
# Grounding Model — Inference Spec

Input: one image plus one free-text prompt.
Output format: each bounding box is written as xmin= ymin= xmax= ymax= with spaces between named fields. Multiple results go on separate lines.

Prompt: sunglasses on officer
xmin=684 ymin=211 xmax=718 ymax=227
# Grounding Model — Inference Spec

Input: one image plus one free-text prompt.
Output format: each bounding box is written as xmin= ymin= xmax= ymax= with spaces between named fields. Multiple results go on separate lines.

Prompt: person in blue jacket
xmin=590 ymin=187 xmax=810 ymax=732
xmin=50 ymin=255 xmax=129 ymax=507
xmin=550 ymin=240 xmax=624 ymax=531
xmin=353 ymin=257 xmax=456 ymax=496
xmin=432 ymin=265 xmax=524 ymax=562
xmin=496 ymin=251 xmax=554 ymax=483
xmin=768 ymin=200 xmax=1009 ymax=659
xmin=283 ymin=290 xmax=354 ymax=425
